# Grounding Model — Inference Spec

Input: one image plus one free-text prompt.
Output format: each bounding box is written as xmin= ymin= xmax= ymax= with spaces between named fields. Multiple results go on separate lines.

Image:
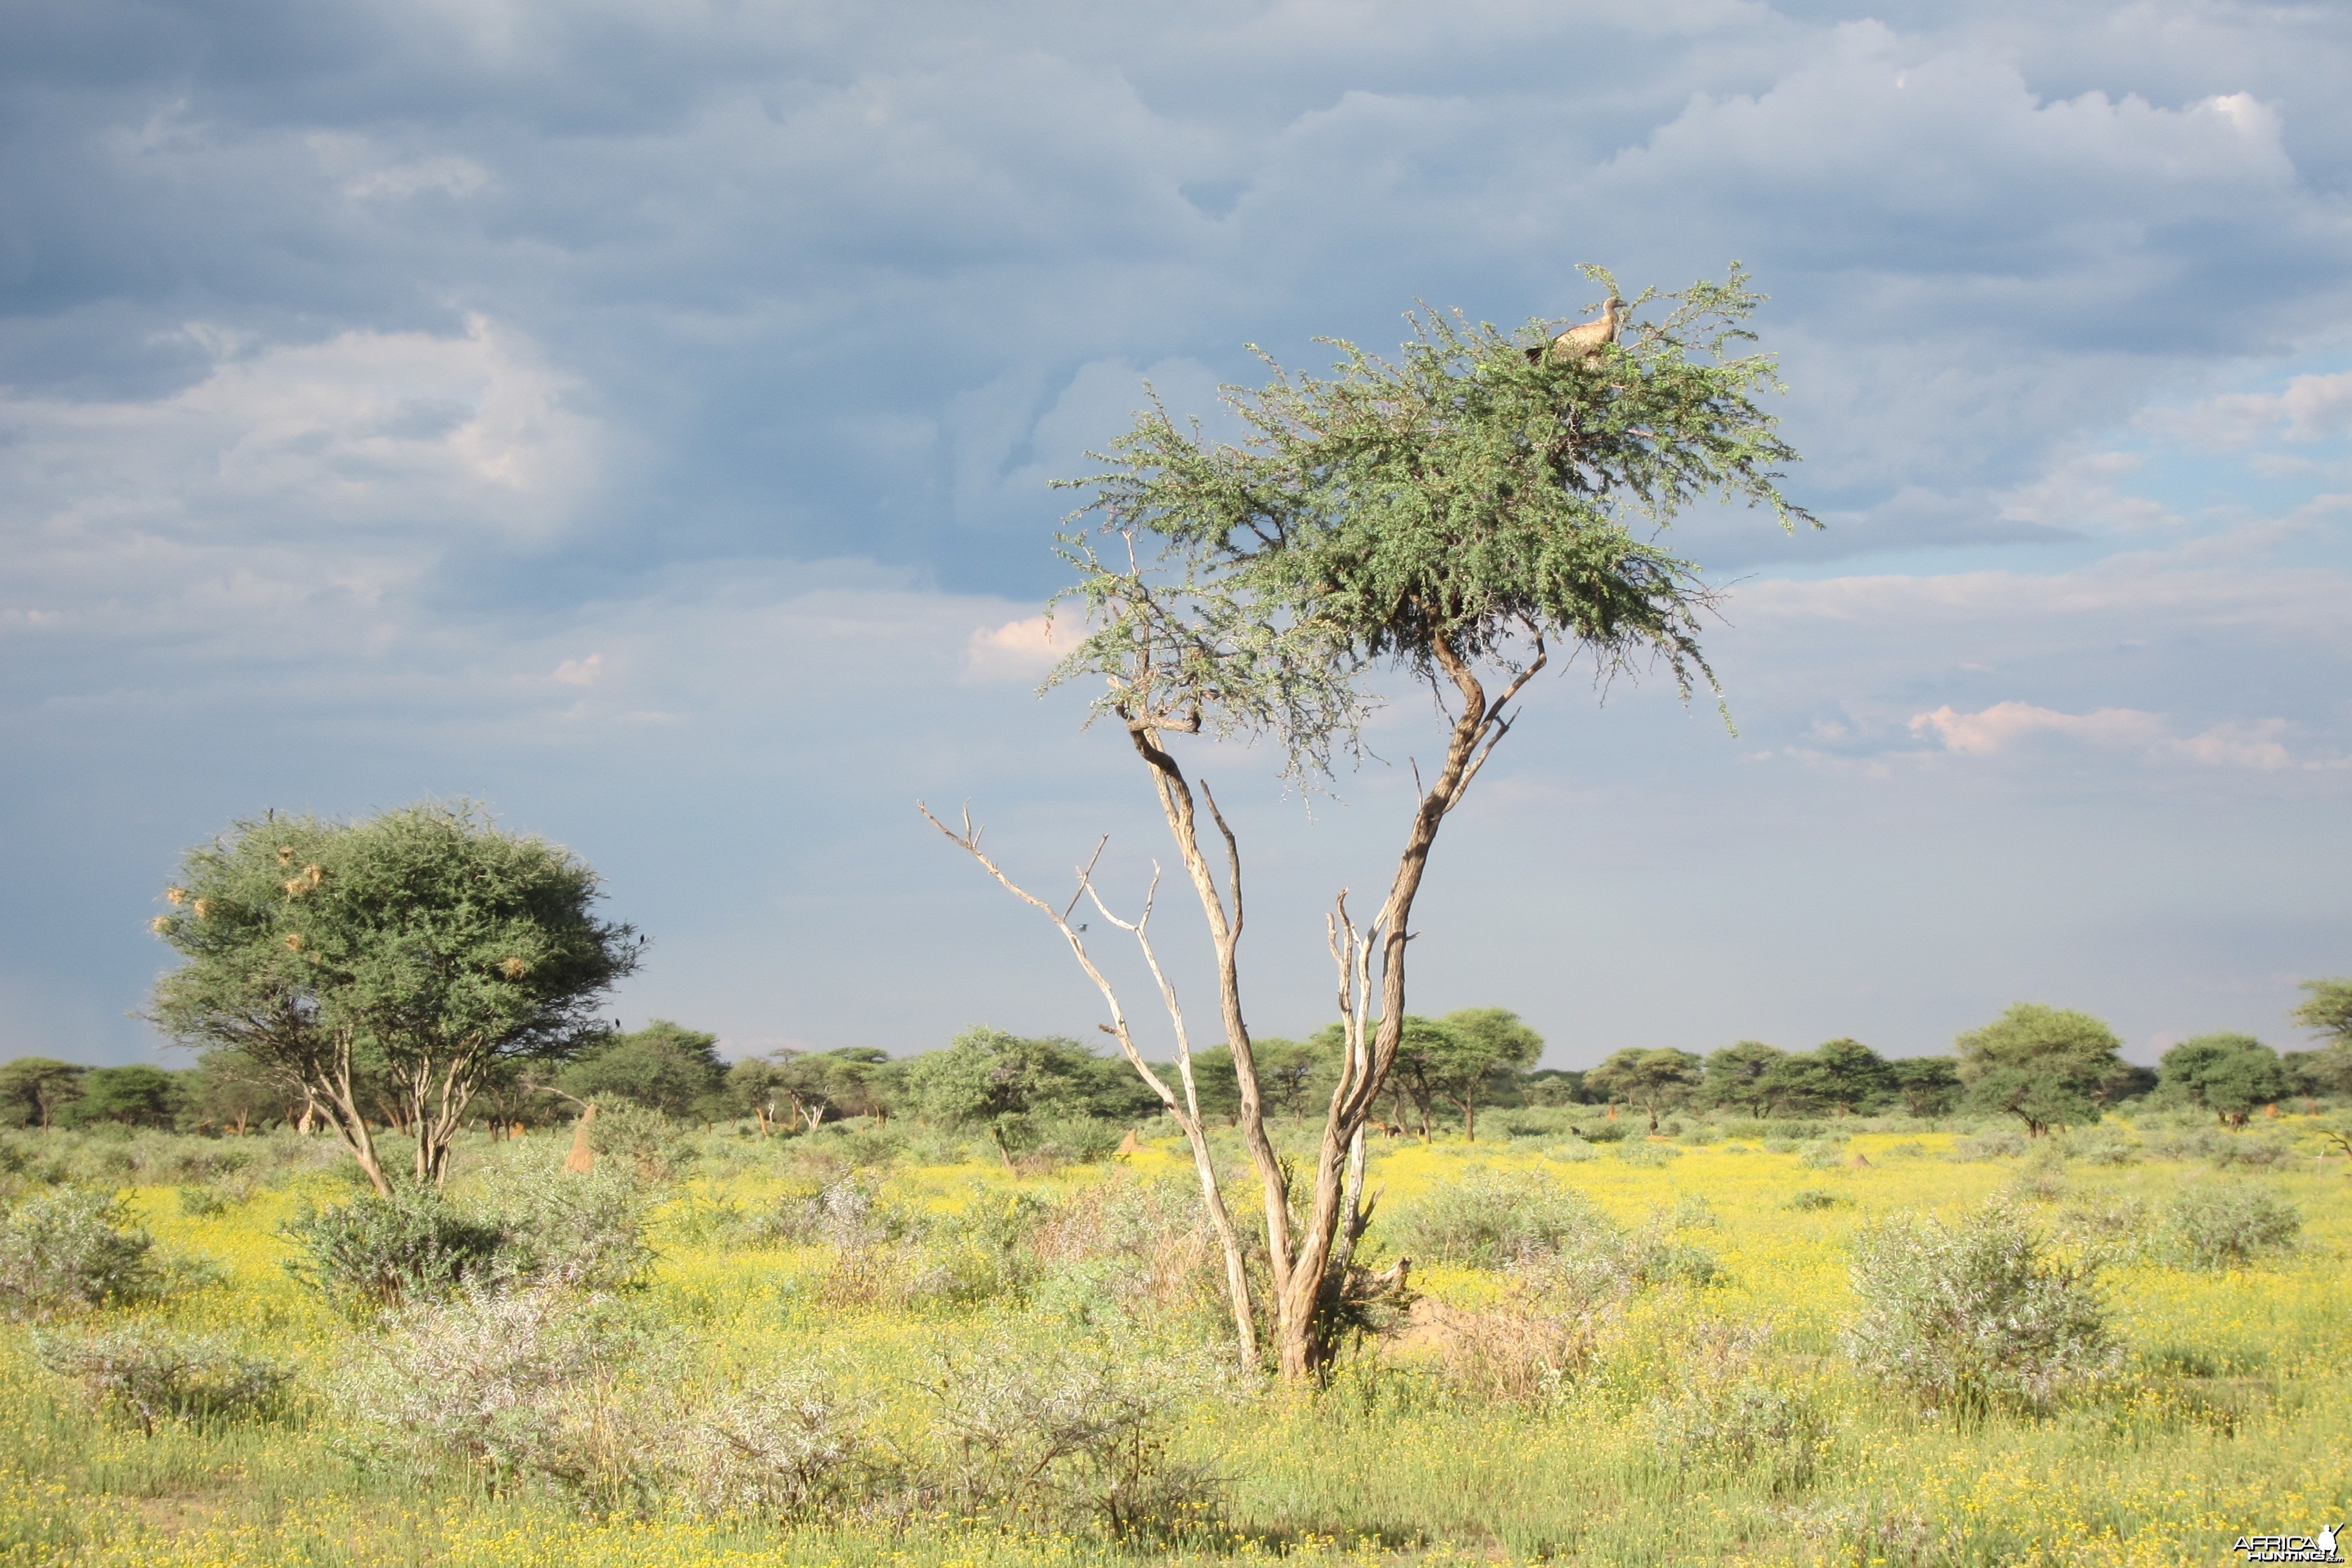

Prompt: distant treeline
xmin=8 ymin=987 xmax=2347 ymax=1141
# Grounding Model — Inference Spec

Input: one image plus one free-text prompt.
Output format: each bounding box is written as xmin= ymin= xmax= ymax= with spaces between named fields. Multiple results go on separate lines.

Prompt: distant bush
xmin=1665 ymin=1195 xmax=1718 ymax=1230
xmin=282 ymin=1190 xmax=507 ymax=1314
xmin=1765 ymin=1121 xmax=1829 ymax=1141
xmin=1018 ymin=1115 xmax=1124 ymax=1170
xmin=2054 ymin=1126 xmax=2138 ymax=1166
xmin=177 ymin=1184 xmax=232 ymax=1217
xmin=1580 ymin=1121 xmax=1629 ymax=1144
xmin=1675 ymin=1124 xmax=1721 ymax=1146
xmin=2164 ymin=1186 xmax=2299 ymax=1269
xmin=1718 ymin=1119 xmax=1769 ymax=1140
xmin=1881 ymin=1141 xmax=1927 ymax=1159
xmin=2208 ymin=1135 xmax=2293 ymax=1170
xmin=1028 ymin=1175 xmax=1220 ymax=1331
xmin=1785 ymin=1189 xmax=1849 ymax=1212
xmin=1544 ymin=1142 xmax=1598 ymax=1163
xmin=1845 ymin=1200 xmax=2116 ymax=1418
xmin=0 ymin=1189 xmax=157 ymax=1318
xmin=1948 ymin=1129 xmax=2028 ymax=1161
xmin=1615 ymin=1141 xmax=1681 ymax=1168
xmin=1798 ymin=1141 xmax=1847 ymax=1170
xmin=34 ymin=1323 xmax=290 ymax=1435
xmin=1384 ymin=1170 xmax=1614 ymax=1267
xmin=2141 ymin=1128 xmax=2293 ymax=1168
xmin=2007 ymin=1146 xmax=2068 ymax=1203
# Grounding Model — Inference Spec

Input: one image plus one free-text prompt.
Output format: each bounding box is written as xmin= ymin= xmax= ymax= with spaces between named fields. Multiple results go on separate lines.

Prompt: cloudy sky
xmin=5 ymin=0 xmax=2347 ymax=1071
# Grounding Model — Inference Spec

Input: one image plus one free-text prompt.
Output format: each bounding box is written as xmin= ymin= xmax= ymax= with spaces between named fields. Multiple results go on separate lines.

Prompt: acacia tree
xmin=941 ymin=267 xmax=1807 ymax=1380
xmin=1954 ymin=1003 xmax=2122 ymax=1138
xmin=150 ymin=804 xmax=638 ymax=1191
xmin=2158 ymin=1034 xmax=2289 ymax=1128
xmin=1585 ymin=1047 xmax=1705 ymax=1132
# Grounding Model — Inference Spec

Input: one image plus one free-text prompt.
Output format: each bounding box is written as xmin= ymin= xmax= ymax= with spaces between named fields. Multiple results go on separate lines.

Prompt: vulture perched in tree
xmin=1527 ymin=296 xmax=1626 ymax=364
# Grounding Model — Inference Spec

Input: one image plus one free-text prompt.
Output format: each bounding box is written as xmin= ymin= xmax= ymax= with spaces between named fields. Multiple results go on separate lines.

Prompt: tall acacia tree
xmin=949 ymin=267 xmax=1808 ymax=1379
xmin=150 ymin=804 xmax=638 ymax=1191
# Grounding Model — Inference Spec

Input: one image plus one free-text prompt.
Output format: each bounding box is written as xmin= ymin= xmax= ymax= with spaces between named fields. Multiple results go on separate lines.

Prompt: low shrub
xmin=1544 ymin=1142 xmax=1598 ymax=1163
xmin=1765 ymin=1120 xmax=1828 ymax=1141
xmin=2142 ymin=1128 xmax=2293 ymax=1168
xmin=177 ymin=1184 xmax=233 ymax=1217
xmin=1844 ymin=1200 xmax=2117 ymax=1418
xmin=1948 ymin=1128 xmax=2028 ymax=1161
xmin=340 ymin=1284 xmax=675 ymax=1508
xmin=587 ymin=1104 xmax=698 ymax=1181
xmin=1028 ymin=1176 xmax=1220 ymax=1331
xmin=497 ymin=1159 xmax=656 ymax=1291
xmin=2164 ymin=1186 xmax=2300 ymax=1269
xmin=1615 ymin=1140 xmax=1681 ymax=1168
xmin=2007 ymin=1146 xmax=2068 ymax=1202
xmin=1580 ymin=1121 xmax=1630 ymax=1144
xmin=0 ymin=1189 xmax=157 ymax=1317
xmin=1797 ymin=1141 xmax=1847 ymax=1170
xmin=1383 ymin=1170 xmax=1614 ymax=1267
xmin=919 ymin=1340 xmax=1223 ymax=1541
xmin=33 ymin=1323 xmax=290 ymax=1435
xmin=281 ymin=1190 xmax=507 ymax=1314
xmin=1643 ymin=1325 xmax=1827 ymax=1494
xmin=680 ymin=1364 xmax=881 ymax=1522
xmin=1785 ymin=1188 xmax=1850 ymax=1212
xmin=2054 ymin=1125 xmax=2138 ymax=1166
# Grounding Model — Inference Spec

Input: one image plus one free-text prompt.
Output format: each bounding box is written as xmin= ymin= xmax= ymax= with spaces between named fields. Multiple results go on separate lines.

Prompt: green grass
xmin=1 ymin=1113 xmax=2347 ymax=1567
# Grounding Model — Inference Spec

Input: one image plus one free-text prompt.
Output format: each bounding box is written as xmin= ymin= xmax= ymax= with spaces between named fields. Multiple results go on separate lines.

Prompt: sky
xmin=3 ymin=0 xmax=2347 ymax=1072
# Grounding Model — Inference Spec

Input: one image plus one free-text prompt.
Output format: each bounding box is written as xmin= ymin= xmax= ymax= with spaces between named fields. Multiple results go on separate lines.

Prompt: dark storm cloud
xmin=1 ymin=0 xmax=2347 ymax=1064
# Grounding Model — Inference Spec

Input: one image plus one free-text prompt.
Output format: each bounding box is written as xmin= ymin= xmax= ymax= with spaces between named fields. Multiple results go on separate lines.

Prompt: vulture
xmin=1526 ymin=296 xmax=1626 ymax=364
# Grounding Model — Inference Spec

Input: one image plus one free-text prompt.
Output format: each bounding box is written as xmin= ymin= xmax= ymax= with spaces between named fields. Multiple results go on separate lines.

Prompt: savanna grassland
xmin=1 ymin=1110 xmax=2346 ymax=1568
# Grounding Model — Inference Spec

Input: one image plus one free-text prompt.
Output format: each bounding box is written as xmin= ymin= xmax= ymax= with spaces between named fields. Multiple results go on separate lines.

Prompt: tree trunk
xmin=1132 ymin=632 xmax=1536 ymax=1381
xmin=312 ymin=1030 xmax=392 ymax=1196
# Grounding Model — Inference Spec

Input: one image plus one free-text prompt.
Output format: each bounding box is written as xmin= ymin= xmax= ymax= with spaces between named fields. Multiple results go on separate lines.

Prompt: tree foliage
xmin=1585 ymin=1048 xmax=1704 ymax=1132
xmin=559 ymin=1021 xmax=727 ymax=1122
xmin=1953 ymin=1004 xmax=2123 ymax=1137
xmin=0 ymin=1057 xmax=88 ymax=1130
xmin=150 ymin=803 xmax=638 ymax=1191
xmin=2158 ymin=1034 xmax=2289 ymax=1128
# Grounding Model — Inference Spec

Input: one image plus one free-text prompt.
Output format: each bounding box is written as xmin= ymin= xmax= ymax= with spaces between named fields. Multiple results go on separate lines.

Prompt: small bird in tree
xmin=1527 ymin=295 xmax=1627 ymax=364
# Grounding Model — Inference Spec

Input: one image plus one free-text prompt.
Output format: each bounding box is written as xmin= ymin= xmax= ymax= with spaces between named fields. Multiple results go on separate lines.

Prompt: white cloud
xmin=962 ymin=613 xmax=1086 ymax=683
xmin=1908 ymin=701 xmax=2298 ymax=769
xmin=340 ymin=154 xmax=494 ymax=201
xmin=553 ymin=652 xmax=603 ymax=686
xmin=0 ymin=315 xmax=606 ymax=659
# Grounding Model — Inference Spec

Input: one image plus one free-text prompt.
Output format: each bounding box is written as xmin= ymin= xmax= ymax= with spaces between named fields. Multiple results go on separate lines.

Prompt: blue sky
xmin=3 ymin=0 xmax=2347 ymax=1070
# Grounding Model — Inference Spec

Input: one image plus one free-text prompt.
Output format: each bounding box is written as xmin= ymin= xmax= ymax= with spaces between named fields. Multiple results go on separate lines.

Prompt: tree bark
xmin=1125 ymin=632 xmax=1543 ymax=1379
